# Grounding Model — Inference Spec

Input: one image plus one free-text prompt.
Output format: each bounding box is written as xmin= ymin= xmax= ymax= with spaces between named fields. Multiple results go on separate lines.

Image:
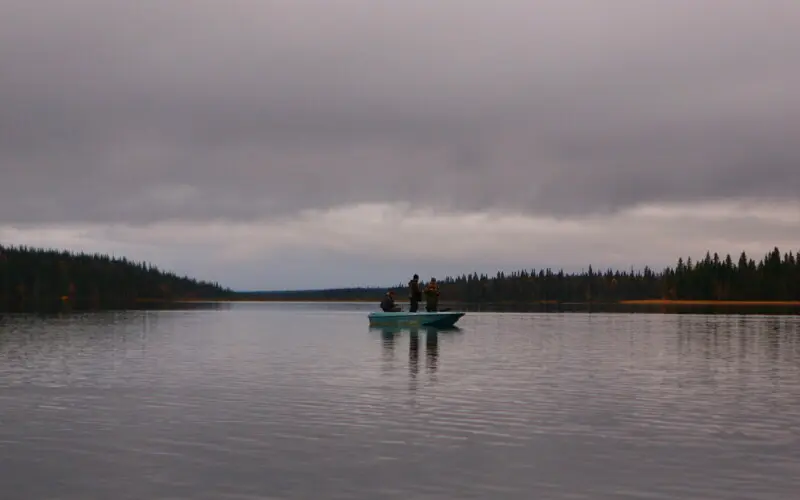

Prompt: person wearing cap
xmin=380 ymin=290 xmax=401 ymax=312
xmin=408 ymin=274 xmax=422 ymax=312
xmin=424 ymin=278 xmax=440 ymax=312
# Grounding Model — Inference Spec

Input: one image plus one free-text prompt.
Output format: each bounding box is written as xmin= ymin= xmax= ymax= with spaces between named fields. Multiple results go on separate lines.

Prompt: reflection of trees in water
xmin=673 ymin=315 xmax=800 ymax=389
xmin=0 ymin=314 xmax=7 ymax=350
xmin=737 ymin=315 xmax=749 ymax=363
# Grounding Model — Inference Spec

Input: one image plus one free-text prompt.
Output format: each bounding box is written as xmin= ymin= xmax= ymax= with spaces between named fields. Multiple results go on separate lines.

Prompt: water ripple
xmin=1 ymin=309 xmax=800 ymax=499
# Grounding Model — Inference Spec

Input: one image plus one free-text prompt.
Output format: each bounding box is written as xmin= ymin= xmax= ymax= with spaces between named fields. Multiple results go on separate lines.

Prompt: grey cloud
xmin=1 ymin=0 xmax=800 ymax=224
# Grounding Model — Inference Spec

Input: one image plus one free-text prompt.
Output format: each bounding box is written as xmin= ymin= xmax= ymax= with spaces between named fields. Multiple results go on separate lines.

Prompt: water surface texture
xmin=2 ymin=303 xmax=800 ymax=499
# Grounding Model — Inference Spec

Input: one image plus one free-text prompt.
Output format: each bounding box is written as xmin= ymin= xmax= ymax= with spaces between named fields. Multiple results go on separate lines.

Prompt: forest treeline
xmin=0 ymin=244 xmax=232 ymax=311
xmin=254 ymin=247 xmax=800 ymax=304
xmin=2 ymin=244 xmax=799 ymax=312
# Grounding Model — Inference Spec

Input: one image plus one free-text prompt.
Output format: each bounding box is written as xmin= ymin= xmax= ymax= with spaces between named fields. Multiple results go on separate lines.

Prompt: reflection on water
xmin=409 ymin=329 xmax=420 ymax=388
xmin=372 ymin=326 xmax=453 ymax=388
xmin=1 ymin=306 xmax=800 ymax=499
xmin=425 ymin=329 xmax=439 ymax=375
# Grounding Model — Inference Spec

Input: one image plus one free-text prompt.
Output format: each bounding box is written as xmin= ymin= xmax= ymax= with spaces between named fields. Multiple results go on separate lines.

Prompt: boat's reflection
xmin=371 ymin=326 xmax=461 ymax=386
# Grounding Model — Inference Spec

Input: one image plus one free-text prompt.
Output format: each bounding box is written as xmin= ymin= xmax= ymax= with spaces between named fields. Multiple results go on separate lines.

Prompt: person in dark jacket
xmin=380 ymin=290 xmax=401 ymax=312
xmin=424 ymin=278 xmax=440 ymax=312
xmin=408 ymin=274 xmax=422 ymax=312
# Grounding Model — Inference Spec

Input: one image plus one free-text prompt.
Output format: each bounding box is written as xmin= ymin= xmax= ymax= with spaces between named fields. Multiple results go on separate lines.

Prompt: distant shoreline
xmin=5 ymin=243 xmax=800 ymax=313
xmin=7 ymin=297 xmax=798 ymax=314
xmin=141 ymin=298 xmax=800 ymax=307
xmin=619 ymin=299 xmax=800 ymax=306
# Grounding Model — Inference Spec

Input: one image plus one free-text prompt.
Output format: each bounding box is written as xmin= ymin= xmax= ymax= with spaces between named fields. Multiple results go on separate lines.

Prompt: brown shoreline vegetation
xmin=619 ymin=299 xmax=800 ymax=306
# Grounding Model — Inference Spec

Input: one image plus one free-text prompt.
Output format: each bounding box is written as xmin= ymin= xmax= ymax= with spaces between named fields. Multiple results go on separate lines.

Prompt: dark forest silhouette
xmin=247 ymin=247 xmax=800 ymax=304
xmin=0 ymin=244 xmax=231 ymax=311
xmin=2 ymin=243 xmax=799 ymax=312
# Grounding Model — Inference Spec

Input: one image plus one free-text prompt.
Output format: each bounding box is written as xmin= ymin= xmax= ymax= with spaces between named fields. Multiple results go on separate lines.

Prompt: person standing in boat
xmin=380 ymin=290 xmax=401 ymax=312
xmin=424 ymin=278 xmax=440 ymax=312
xmin=408 ymin=274 xmax=422 ymax=312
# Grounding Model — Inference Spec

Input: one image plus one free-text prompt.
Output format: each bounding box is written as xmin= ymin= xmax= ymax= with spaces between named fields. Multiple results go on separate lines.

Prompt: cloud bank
xmin=1 ymin=1 xmax=799 ymax=287
xmin=2 ymin=0 xmax=799 ymax=225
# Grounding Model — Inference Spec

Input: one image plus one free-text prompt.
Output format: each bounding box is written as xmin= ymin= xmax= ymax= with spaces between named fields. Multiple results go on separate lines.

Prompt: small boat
xmin=367 ymin=311 xmax=465 ymax=328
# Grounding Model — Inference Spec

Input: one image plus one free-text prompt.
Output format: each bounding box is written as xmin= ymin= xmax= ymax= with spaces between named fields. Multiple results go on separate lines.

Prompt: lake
xmin=1 ymin=302 xmax=799 ymax=499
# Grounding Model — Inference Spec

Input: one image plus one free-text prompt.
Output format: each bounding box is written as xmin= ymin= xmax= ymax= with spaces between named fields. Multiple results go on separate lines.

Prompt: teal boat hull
xmin=367 ymin=311 xmax=465 ymax=328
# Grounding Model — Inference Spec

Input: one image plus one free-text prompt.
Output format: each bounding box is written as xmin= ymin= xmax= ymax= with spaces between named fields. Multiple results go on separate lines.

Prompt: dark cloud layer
xmin=2 ymin=0 xmax=799 ymax=224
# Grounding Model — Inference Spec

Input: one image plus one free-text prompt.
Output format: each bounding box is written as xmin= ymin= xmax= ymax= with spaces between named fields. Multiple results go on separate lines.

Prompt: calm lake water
xmin=2 ymin=302 xmax=799 ymax=499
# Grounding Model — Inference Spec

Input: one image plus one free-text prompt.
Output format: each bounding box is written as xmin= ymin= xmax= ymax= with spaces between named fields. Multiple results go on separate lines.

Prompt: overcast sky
xmin=2 ymin=0 xmax=799 ymax=290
